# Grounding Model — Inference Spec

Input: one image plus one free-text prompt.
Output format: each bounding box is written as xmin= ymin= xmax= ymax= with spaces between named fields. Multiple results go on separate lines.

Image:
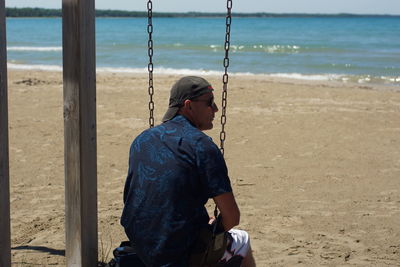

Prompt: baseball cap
xmin=162 ymin=76 xmax=214 ymax=122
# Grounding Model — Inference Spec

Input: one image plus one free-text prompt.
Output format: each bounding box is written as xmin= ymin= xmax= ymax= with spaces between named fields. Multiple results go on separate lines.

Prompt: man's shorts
xmin=218 ymin=229 xmax=250 ymax=265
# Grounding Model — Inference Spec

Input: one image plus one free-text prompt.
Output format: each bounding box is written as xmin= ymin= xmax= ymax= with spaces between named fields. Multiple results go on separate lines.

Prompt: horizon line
xmin=5 ymin=7 xmax=400 ymax=17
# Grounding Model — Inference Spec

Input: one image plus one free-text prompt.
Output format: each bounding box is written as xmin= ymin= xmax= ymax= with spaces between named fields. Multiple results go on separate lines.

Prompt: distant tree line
xmin=6 ymin=8 xmax=61 ymax=17
xmin=5 ymin=7 xmax=398 ymax=18
xmin=5 ymin=7 xmax=225 ymax=17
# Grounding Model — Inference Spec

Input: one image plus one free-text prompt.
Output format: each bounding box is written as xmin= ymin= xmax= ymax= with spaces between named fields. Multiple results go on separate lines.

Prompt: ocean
xmin=5 ymin=16 xmax=400 ymax=86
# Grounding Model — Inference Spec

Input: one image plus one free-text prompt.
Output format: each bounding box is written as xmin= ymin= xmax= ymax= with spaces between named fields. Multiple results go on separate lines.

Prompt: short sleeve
xmin=195 ymin=137 xmax=232 ymax=198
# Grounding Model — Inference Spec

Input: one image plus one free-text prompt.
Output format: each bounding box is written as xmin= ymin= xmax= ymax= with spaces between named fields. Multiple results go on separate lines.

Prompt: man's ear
xmin=183 ymin=99 xmax=192 ymax=110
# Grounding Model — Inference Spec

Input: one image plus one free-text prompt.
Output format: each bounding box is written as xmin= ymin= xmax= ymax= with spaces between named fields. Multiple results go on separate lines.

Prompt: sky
xmin=5 ymin=0 xmax=400 ymax=15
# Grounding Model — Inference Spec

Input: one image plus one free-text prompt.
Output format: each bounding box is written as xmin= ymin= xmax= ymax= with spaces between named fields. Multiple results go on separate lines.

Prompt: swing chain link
xmin=147 ymin=0 xmax=155 ymax=128
xmin=220 ymin=0 xmax=232 ymax=156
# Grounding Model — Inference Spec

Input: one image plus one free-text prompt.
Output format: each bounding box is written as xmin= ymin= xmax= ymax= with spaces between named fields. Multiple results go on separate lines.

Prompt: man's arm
xmin=213 ymin=192 xmax=240 ymax=231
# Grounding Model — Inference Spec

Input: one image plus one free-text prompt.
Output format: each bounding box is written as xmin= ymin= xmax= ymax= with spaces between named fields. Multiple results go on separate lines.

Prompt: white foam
xmin=96 ymin=67 xmax=147 ymax=73
xmin=268 ymin=73 xmax=342 ymax=81
xmin=3 ymin=63 xmax=345 ymax=81
xmin=8 ymin=63 xmax=225 ymax=76
xmin=96 ymin=67 xmax=223 ymax=76
xmin=8 ymin=63 xmax=62 ymax=71
xmin=155 ymin=67 xmax=223 ymax=76
xmin=7 ymin=62 xmax=399 ymax=86
xmin=7 ymin=46 xmax=62 ymax=52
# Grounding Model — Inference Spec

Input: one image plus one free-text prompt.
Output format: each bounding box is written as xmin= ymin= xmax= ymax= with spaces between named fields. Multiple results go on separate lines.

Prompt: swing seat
xmin=106 ymin=241 xmax=146 ymax=267
xmin=108 ymin=217 xmax=226 ymax=266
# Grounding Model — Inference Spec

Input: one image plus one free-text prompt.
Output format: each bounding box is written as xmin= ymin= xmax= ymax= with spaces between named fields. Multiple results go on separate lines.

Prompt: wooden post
xmin=0 ymin=0 xmax=11 ymax=267
xmin=62 ymin=0 xmax=98 ymax=266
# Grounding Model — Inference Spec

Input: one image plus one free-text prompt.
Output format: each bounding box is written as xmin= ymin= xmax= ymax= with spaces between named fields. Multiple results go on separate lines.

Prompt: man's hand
xmin=208 ymin=216 xmax=216 ymax=224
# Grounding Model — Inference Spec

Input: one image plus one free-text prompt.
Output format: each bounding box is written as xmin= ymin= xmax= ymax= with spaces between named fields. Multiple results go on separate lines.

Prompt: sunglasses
xmin=191 ymin=97 xmax=215 ymax=107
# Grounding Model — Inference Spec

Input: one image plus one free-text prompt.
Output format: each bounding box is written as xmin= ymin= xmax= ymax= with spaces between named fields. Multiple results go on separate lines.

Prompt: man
xmin=121 ymin=76 xmax=255 ymax=266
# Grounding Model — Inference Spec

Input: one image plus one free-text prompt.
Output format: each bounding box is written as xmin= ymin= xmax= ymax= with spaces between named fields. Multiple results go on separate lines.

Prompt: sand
xmin=6 ymin=70 xmax=400 ymax=266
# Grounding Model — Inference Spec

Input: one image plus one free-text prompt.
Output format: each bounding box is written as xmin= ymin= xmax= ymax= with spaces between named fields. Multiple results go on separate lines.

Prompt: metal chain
xmin=219 ymin=0 xmax=232 ymax=156
xmin=147 ymin=0 xmax=155 ymax=128
xmin=215 ymin=0 xmax=233 ymax=218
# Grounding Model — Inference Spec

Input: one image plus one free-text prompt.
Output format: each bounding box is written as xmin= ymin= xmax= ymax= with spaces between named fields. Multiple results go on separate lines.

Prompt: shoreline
xmin=7 ymin=67 xmax=400 ymax=91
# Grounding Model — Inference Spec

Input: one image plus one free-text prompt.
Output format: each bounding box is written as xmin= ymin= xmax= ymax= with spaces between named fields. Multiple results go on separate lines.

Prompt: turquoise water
xmin=5 ymin=16 xmax=400 ymax=85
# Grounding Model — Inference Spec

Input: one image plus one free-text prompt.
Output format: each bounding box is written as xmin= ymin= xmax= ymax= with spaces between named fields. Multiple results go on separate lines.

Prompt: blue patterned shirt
xmin=121 ymin=115 xmax=232 ymax=266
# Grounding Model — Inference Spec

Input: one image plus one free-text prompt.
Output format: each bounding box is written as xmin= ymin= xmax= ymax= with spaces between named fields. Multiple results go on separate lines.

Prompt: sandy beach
xmin=6 ymin=70 xmax=400 ymax=266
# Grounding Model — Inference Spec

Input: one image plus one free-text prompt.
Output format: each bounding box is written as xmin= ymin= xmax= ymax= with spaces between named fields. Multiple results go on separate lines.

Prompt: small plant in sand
xmin=98 ymin=235 xmax=113 ymax=266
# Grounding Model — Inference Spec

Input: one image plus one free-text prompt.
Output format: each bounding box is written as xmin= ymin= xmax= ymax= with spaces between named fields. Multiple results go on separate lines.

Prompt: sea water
xmin=5 ymin=16 xmax=400 ymax=86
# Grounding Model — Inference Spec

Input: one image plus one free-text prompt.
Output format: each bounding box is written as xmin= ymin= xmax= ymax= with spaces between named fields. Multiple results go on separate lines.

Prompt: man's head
xmin=162 ymin=76 xmax=218 ymax=131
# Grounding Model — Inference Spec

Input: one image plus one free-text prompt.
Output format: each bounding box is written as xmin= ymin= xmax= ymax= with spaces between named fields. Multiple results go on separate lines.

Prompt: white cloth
xmin=219 ymin=229 xmax=250 ymax=262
